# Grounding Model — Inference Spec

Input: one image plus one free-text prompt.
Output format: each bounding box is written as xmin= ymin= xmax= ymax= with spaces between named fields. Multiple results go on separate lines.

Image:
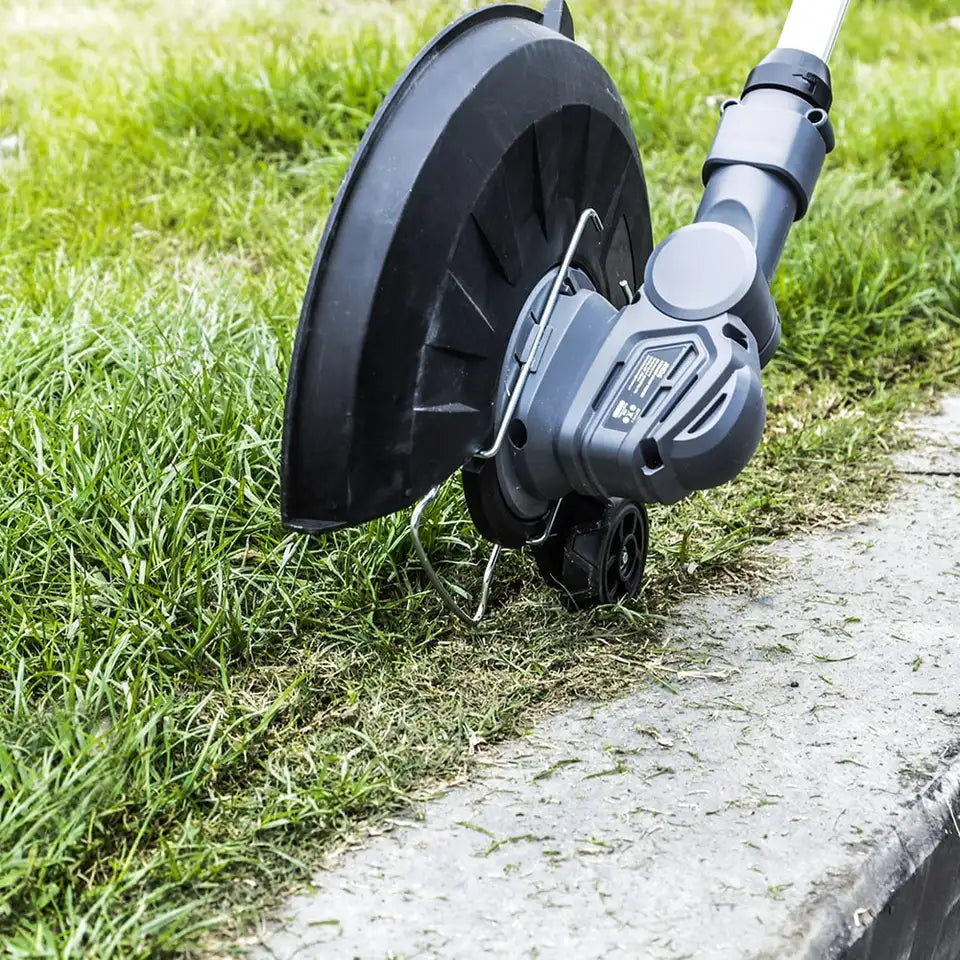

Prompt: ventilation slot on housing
xmin=722 ymin=323 xmax=749 ymax=351
xmin=686 ymin=392 xmax=728 ymax=436
xmin=592 ymin=361 xmax=624 ymax=410
xmin=659 ymin=375 xmax=699 ymax=423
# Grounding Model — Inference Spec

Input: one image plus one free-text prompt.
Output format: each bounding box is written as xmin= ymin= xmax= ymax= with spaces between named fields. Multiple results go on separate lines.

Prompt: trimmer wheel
xmin=531 ymin=498 xmax=649 ymax=611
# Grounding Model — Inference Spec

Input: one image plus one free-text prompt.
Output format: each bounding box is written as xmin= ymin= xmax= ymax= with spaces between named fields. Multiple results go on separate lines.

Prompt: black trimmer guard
xmin=282 ymin=2 xmax=651 ymax=534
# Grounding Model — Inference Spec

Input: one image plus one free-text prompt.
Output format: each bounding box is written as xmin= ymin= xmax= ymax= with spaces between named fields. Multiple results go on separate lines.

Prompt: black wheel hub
xmin=531 ymin=498 xmax=649 ymax=611
xmin=604 ymin=504 xmax=645 ymax=601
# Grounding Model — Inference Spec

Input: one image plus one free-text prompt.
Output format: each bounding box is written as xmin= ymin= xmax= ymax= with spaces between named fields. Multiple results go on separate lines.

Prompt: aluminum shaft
xmin=777 ymin=0 xmax=850 ymax=62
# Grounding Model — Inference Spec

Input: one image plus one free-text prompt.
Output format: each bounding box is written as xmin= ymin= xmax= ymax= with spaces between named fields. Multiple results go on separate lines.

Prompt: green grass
xmin=0 ymin=0 xmax=957 ymax=955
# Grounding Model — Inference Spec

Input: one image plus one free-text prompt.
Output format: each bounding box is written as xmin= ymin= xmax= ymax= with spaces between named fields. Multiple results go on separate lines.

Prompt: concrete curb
xmin=799 ymin=763 xmax=960 ymax=959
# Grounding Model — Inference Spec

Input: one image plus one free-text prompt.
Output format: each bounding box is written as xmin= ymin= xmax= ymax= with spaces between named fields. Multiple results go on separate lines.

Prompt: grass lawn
xmin=0 ymin=0 xmax=957 ymax=955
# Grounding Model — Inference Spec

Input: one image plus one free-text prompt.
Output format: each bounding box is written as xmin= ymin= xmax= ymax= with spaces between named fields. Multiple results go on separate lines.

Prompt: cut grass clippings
xmin=0 ymin=0 xmax=957 ymax=956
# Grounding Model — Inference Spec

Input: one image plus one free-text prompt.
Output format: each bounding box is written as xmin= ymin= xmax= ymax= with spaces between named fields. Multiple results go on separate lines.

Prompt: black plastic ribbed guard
xmin=281 ymin=4 xmax=652 ymax=533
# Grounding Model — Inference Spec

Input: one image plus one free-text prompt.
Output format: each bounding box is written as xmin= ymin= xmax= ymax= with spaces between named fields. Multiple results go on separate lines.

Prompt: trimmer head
xmin=282 ymin=2 xmax=652 ymax=535
xmin=282 ymin=1 xmax=837 ymax=621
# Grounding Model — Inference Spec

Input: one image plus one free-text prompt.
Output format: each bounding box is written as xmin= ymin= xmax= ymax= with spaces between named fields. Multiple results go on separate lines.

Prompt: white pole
xmin=777 ymin=0 xmax=851 ymax=62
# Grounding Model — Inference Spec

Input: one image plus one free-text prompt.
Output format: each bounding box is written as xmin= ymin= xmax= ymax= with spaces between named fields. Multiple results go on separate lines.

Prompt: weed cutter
xmin=281 ymin=0 xmax=849 ymax=623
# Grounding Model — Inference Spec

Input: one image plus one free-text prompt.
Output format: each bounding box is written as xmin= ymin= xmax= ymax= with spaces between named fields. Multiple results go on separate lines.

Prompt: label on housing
xmin=604 ymin=347 xmax=683 ymax=433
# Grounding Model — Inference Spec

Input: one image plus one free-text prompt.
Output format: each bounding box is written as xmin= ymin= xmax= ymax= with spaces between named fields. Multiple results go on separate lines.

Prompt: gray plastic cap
xmin=643 ymin=222 xmax=780 ymax=366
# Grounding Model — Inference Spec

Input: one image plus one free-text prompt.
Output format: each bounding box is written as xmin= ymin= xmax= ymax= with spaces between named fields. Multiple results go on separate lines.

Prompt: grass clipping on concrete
xmin=0 ymin=0 xmax=957 ymax=955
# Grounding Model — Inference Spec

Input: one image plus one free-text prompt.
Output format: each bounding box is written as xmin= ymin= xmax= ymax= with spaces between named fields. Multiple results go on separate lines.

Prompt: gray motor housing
xmin=508 ymin=284 xmax=766 ymax=506
xmin=493 ymin=47 xmax=836 ymax=511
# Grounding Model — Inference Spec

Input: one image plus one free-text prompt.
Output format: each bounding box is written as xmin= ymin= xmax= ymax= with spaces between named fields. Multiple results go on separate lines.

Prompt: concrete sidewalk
xmin=252 ymin=398 xmax=960 ymax=960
